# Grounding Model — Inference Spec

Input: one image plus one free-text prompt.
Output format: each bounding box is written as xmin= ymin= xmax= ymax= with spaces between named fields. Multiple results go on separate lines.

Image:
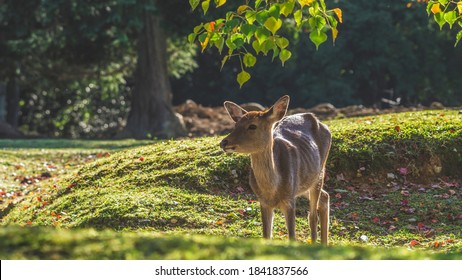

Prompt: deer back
xmin=250 ymin=112 xmax=331 ymax=206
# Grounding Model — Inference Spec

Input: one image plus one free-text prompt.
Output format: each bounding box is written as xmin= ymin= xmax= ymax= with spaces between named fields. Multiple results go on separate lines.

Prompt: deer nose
xmin=220 ymin=139 xmax=228 ymax=150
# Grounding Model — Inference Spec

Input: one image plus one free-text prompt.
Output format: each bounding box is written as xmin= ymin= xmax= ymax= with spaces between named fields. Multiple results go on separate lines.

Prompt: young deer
xmin=220 ymin=95 xmax=331 ymax=244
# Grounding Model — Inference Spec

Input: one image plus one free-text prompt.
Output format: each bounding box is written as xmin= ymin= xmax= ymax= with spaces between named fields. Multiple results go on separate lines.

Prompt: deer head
xmin=220 ymin=95 xmax=290 ymax=154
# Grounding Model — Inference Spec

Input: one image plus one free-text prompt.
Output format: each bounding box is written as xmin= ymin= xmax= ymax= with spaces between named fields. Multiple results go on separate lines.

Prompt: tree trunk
xmin=121 ymin=11 xmax=186 ymax=139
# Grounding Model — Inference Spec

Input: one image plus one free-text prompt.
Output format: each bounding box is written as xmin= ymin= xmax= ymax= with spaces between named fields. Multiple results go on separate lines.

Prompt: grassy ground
xmin=0 ymin=110 xmax=461 ymax=259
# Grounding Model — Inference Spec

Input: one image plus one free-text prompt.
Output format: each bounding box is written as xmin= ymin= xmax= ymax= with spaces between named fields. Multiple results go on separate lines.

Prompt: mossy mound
xmin=1 ymin=110 xmax=461 ymax=259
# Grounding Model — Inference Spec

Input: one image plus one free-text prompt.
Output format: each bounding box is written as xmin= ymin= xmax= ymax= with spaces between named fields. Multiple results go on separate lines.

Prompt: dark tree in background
xmin=122 ymin=11 xmax=185 ymax=138
xmin=0 ymin=0 xmax=194 ymax=138
xmin=0 ymin=0 xmax=461 ymax=139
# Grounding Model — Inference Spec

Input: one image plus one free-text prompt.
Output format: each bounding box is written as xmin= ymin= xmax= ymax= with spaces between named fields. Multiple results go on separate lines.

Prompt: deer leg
xmin=308 ymin=188 xmax=321 ymax=243
xmin=260 ymin=205 xmax=274 ymax=239
xmin=318 ymin=189 xmax=330 ymax=245
xmin=282 ymin=201 xmax=296 ymax=241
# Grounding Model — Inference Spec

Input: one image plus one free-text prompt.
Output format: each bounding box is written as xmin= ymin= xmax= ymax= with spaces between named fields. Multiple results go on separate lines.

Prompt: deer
xmin=220 ymin=95 xmax=332 ymax=244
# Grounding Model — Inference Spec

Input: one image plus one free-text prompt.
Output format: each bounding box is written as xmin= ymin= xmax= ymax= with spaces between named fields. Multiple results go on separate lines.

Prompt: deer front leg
xmin=282 ymin=201 xmax=296 ymax=240
xmin=260 ymin=205 xmax=274 ymax=239
xmin=308 ymin=188 xmax=321 ymax=243
xmin=319 ymin=189 xmax=330 ymax=245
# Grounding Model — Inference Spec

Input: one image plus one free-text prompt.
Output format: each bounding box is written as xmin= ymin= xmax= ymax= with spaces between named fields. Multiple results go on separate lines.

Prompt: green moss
xmin=327 ymin=110 xmax=462 ymax=178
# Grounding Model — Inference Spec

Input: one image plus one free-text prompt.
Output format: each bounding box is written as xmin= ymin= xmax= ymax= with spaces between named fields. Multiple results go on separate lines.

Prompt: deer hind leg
xmin=318 ymin=189 xmax=330 ymax=245
xmin=308 ymin=187 xmax=321 ymax=243
xmin=281 ymin=200 xmax=296 ymax=241
xmin=260 ymin=205 xmax=274 ymax=239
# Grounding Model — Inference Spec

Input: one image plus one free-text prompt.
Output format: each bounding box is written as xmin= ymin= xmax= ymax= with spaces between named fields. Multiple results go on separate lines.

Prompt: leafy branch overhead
xmin=426 ymin=0 xmax=462 ymax=46
xmin=188 ymin=0 xmax=342 ymax=87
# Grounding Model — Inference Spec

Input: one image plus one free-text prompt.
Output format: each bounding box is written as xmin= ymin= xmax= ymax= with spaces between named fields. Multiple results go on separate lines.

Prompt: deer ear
xmin=224 ymin=101 xmax=247 ymax=122
xmin=265 ymin=95 xmax=290 ymax=122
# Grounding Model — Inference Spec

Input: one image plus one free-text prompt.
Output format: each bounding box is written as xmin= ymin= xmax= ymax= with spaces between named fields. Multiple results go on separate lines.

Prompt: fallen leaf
xmin=350 ymin=212 xmax=359 ymax=220
xmin=401 ymin=190 xmax=410 ymax=197
xmin=409 ymin=240 xmax=420 ymax=247
xmin=139 ymin=157 xmax=145 ymax=161
xmin=388 ymin=225 xmax=397 ymax=231
xmin=417 ymin=222 xmax=426 ymax=230
xmin=394 ymin=125 xmax=401 ymax=133
xmin=372 ymin=217 xmax=380 ymax=223
xmin=398 ymin=167 xmax=408 ymax=175
xmin=336 ymin=173 xmax=346 ymax=181
xmin=335 ymin=193 xmax=342 ymax=199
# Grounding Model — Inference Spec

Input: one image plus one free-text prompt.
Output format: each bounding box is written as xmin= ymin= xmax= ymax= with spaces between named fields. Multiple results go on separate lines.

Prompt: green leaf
xmin=264 ymin=17 xmax=283 ymax=35
xmin=261 ymin=40 xmax=276 ymax=55
xmin=256 ymin=10 xmax=270 ymax=25
xmin=443 ymin=11 xmax=457 ymax=28
xmin=279 ymin=49 xmax=292 ymax=66
xmin=309 ymin=15 xmax=327 ymax=32
xmin=202 ymin=0 xmax=210 ymax=15
xmin=434 ymin=12 xmax=446 ymax=29
xmin=245 ymin=11 xmax=257 ymax=24
xmin=193 ymin=24 xmax=204 ymax=34
xmin=237 ymin=70 xmax=251 ymax=88
xmin=243 ymin=53 xmax=257 ymax=67
xmin=255 ymin=0 xmax=263 ymax=9
xmin=252 ymin=40 xmax=261 ymax=54
xmin=255 ymin=27 xmax=270 ymax=44
xmin=241 ymin=24 xmax=257 ymax=41
xmin=281 ymin=0 xmax=295 ymax=17
xmin=438 ymin=0 xmax=448 ymax=5
xmin=226 ymin=18 xmax=239 ymax=29
xmin=309 ymin=30 xmax=327 ymax=50
xmin=225 ymin=37 xmax=236 ymax=50
xmin=221 ymin=55 xmax=229 ymax=70
xmin=237 ymin=5 xmax=249 ymax=15
xmin=272 ymin=47 xmax=280 ymax=61
xmin=276 ymin=37 xmax=289 ymax=49
xmin=214 ymin=37 xmax=225 ymax=53
xmin=231 ymin=33 xmax=245 ymax=48
xmin=294 ymin=10 xmax=303 ymax=28
xmin=188 ymin=33 xmax=197 ymax=44
xmin=215 ymin=0 xmax=226 ymax=8
xmin=189 ymin=0 xmax=200 ymax=11
xmin=268 ymin=4 xmax=281 ymax=18
xmin=456 ymin=30 xmax=462 ymax=47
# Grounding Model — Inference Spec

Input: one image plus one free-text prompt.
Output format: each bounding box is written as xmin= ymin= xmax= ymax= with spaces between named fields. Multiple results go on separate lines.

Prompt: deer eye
xmin=248 ymin=124 xmax=257 ymax=130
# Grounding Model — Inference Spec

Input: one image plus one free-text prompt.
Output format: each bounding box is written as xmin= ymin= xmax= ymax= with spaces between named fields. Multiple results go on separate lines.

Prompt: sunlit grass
xmin=0 ymin=110 xmax=461 ymax=259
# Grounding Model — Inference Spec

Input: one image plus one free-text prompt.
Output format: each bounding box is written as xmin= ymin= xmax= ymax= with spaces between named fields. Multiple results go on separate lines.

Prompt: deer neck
xmin=250 ymin=140 xmax=280 ymax=188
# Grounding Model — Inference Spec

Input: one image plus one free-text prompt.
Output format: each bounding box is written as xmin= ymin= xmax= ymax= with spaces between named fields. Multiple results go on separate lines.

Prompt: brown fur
xmin=220 ymin=95 xmax=332 ymax=244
